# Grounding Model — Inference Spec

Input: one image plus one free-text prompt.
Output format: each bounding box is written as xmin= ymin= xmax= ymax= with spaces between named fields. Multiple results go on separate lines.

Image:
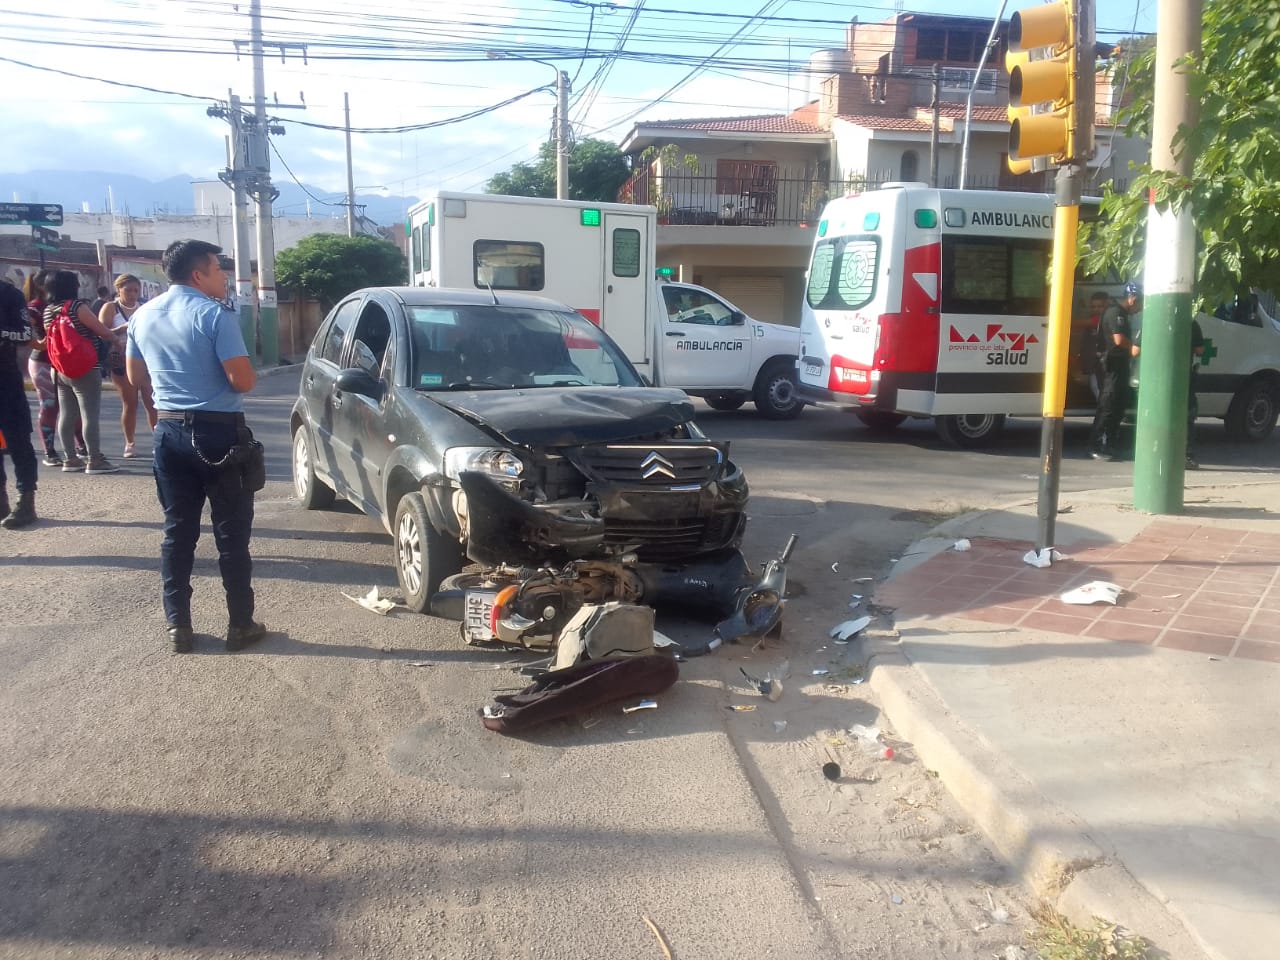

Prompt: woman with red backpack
xmin=43 ymin=270 xmax=120 ymax=475
xmin=25 ymin=270 xmax=85 ymax=466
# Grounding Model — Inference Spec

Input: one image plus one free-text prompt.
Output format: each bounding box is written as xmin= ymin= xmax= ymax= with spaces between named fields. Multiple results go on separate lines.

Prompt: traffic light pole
xmin=1035 ymin=163 xmax=1082 ymax=553
xmin=1133 ymin=0 xmax=1202 ymax=513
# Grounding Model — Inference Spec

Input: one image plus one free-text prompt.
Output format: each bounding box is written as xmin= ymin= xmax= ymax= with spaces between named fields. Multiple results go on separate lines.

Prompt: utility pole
xmin=929 ymin=64 xmax=941 ymax=187
xmin=555 ymin=69 xmax=570 ymax=200
xmin=228 ymin=94 xmax=255 ymax=349
xmin=344 ymin=92 xmax=356 ymax=237
xmin=1133 ymin=0 xmax=1202 ymax=513
xmin=248 ymin=0 xmax=279 ymax=366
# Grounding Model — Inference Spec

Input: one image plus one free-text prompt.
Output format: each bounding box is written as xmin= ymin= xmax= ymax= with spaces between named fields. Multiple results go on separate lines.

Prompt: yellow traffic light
xmin=1005 ymin=0 xmax=1089 ymax=168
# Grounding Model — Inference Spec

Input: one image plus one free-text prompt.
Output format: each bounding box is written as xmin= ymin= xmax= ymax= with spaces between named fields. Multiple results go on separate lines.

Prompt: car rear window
xmin=407 ymin=306 xmax=642 ymax=390
xmin=806 ymin=236 xmax=879 ymax=310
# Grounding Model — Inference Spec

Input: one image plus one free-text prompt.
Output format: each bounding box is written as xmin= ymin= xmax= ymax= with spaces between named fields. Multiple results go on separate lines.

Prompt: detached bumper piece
xmin=459 ymin=470 xmax=604 ymax=566
xmin=481 ymin=656 xmax=679 ymax=734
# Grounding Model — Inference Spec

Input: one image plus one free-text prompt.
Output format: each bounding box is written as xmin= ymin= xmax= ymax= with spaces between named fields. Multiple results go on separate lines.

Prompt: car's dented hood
xmin=426 ymin=387 xmax=696 ymax=446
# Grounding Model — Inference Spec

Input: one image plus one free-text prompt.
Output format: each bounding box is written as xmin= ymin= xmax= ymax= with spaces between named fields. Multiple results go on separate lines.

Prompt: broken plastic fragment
xmin=953 ymin=538 xmax=971 ymax=552
xmin=341 ymin=585 xmax=398 ymax=616
xmin=831 ymin=562 xmax=840 ymax=573
xmin=407 ymin=661 xmax=437 ymax=668
xmin=652 ymin=630 xmax=677 ymax=648
xmin=773 ymin=720 xmax=787 ymax=733
xmin=811 ymin=668 xmax=830 ymax=676
xmin=830 ymin=616 xmax=873 ymax=641
xmin=727 ymin=704 xmax=756 ymax=712
xmin=1022 ymin=547 xmax=1062 ymax=568
xmin=482 ymin=705 xmax=504 ymax=719
xmin=1060 ymin=581 xmax=1122 ymax=605
xmin=622 ymin=700 xmax=658 ymax=714
xmin=741 ymin=661 xmax=788 ymax=701
xmin=854 ymin=576 xmax=873 ymax=583
xmin=891 ymin=894 xmax=904 ymax=905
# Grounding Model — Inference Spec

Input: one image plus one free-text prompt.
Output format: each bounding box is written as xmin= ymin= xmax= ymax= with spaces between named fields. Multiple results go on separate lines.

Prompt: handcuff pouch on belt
xmin=192 ymin=421 xmax=266 ymax=493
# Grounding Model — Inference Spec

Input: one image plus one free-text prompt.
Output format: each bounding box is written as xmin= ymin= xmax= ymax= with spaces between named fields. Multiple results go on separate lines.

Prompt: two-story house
xmin=616 ymin=12 xmax=1147 ymax=328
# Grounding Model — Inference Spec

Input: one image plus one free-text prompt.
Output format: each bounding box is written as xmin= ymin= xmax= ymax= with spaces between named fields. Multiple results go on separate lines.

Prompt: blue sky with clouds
xmin=2 ymin=0 xmax=1155 ymax=207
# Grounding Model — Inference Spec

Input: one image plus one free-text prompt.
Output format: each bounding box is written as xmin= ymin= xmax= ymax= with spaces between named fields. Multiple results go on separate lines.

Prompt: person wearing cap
xmin=1089 ymin=283 xmax=1142 ymax=461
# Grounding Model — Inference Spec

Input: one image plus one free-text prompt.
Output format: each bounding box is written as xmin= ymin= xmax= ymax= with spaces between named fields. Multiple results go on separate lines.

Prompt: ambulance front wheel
xmin=1224 ymin=376 xmax=1278 ymax=442
xmin=935 ymin=413 xmax=1005 ymax=448
xmin=753 ymin=362 xmax=804 ymax=420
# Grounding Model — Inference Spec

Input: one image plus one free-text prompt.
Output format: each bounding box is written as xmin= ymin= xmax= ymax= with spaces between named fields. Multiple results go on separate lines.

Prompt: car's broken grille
xmin=604 ymin=518 xmax=710 ymax=558
xmin=574 ymin=444 xmax=723 ymax=487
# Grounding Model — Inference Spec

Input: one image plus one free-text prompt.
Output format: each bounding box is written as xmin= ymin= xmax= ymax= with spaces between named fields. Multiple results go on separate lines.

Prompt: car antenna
xmin=484 ymin=283 xmax=499 ymax=306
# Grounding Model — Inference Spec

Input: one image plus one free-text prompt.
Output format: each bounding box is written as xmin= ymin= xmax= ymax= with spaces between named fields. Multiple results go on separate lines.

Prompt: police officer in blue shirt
xmin=127 ymin=240 xmax=265 ymax=654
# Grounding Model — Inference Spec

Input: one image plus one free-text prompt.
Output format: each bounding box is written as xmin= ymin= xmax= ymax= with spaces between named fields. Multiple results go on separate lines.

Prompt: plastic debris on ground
xmin=727 ymin=704 xmax=756 ymax=712
xmin=407 ymin=661 xmax=437 ymax=668
xmin=342 ymin=586 xmax=398 ymax=615
xmin=1060 ymin=581 xmax=1123 ymax=605
xmin=850 ymin=723 xmax=895 ymax=760
xmin=953 ymin=538 xmax=971 ymax=552
xmin=1022 ymin=547 xmax=1063 ymax=568
xmin=773 ymin=720 xmax=787 ymax=733
xmin=811 ymin=668 xmax=830 ymax=676
xmin=831 ymin=562 xmax=840 ymax=573
xmin=891 ymin=894 xmax=904 ymax=905
xmin=652 ymin=630 xmax=677 ymax=648
xmin=740 ymin=660 xmax=789 ymax=701
xmin=854 ymin=576 xmax=873 ymax=583
xmin=830 ymin=616 xmax=873 ymax=641
xmin=622 ymin=700 xmax=658 ymax=714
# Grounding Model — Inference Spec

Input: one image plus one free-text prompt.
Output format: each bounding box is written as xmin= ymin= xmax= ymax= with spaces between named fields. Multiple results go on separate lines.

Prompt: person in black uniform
xmin=1089 ymin=283 xmax=1142 ymax=461
xmin=0 ymin=278 xmax=38 ymax=529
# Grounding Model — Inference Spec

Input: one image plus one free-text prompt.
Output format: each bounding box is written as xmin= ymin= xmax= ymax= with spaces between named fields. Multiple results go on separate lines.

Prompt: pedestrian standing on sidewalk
xmin=127 ymin=240 xmax=266 ymax=654
xmin=24 ymin=271 xmax=85 ymax=465
xmin=0 ymin=278 xmax=39 ymax=529
xmin=43 ymin=271 xmax=119 ymax=475
xmin=101 ymin=273 xmax=157 ymax=458
xmin=1089 ymin=283 xmax=1142 ymax=461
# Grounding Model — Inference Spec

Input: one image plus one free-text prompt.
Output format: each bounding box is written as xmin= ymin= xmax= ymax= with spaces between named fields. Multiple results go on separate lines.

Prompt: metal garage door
xmin=716 ymin=276 xmax=787 ymax=326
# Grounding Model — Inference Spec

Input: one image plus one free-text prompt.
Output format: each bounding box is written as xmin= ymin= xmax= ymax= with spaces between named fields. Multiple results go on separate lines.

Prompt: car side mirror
xmin=730 ymin=311 xmax=746 ymax=325
xmin=336 ymin=367 xmax=383 ymax=400
xmin=639 ymin=373 xmax=653 ymax=387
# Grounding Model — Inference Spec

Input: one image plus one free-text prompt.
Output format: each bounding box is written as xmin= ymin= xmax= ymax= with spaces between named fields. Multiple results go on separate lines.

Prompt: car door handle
xmin=666 ymin=331 xmax=686 ymax=337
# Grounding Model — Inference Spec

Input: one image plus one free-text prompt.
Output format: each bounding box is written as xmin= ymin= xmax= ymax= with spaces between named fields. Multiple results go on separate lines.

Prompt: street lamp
xmin=486 ymin=50 xmax=570 ymax=199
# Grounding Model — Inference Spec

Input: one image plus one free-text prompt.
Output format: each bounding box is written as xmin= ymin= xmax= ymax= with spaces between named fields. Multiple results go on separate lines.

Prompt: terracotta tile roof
xmin=835 ymin=114 xmax=933 ymax=132
xmin=936 ymin=103 xmax=1010 ymax=122
xmin=641 ymin=112 xmax=824 ymax=134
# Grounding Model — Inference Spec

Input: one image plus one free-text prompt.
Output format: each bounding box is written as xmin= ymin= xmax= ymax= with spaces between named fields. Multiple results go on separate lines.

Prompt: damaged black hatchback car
xmin=290 ymin=287 xmax=749 ymax=611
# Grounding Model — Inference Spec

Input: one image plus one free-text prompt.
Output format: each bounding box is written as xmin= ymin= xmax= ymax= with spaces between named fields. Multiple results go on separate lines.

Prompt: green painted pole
xmin=1132 ymin=0 xmax=1201 ymax=514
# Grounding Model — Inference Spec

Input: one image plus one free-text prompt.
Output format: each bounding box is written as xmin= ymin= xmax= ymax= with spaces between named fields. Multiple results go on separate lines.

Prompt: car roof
xmin=375 ymin=286 xmax=574 ymax=312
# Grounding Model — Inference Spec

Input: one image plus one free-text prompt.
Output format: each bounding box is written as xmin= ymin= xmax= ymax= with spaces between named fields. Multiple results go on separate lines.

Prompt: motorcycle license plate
xmin=464 ymin=589 xmax=498 ymax=642
xmin=804 ymin=361 xmax=822 ymax=377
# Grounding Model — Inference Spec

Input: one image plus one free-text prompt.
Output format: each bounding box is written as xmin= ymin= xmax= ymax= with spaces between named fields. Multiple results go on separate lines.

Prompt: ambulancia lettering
xmin=969 ymin=211 xmax=1054 ymax=230
xmin=676 ymin=340 xmax=745 ymax=351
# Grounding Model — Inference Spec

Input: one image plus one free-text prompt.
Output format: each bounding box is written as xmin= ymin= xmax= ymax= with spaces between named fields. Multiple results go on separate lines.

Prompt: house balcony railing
xmin=617 ymin=169 xmax=1130 ymax=226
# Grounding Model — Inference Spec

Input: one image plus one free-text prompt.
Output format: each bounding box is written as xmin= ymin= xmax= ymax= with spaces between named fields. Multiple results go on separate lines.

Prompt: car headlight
xmin=444 ymin=446 xmax=525 ymax=482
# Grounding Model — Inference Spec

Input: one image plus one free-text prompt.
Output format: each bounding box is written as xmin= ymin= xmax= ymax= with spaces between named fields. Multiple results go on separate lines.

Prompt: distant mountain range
xmin=0 ymin=169 xmax=418 ymax=227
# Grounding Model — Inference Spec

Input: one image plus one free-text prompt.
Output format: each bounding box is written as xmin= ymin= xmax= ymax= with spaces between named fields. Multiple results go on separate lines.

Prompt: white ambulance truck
xmin=796 ymin=183 xmax=1280 ymax=446
xmin=406 ymin=191 xmax=804 ymax=418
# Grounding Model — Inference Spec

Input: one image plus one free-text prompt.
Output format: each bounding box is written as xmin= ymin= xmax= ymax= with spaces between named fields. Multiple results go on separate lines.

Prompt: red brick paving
xmin=877 ymin=524 xmax=1280 ymax=663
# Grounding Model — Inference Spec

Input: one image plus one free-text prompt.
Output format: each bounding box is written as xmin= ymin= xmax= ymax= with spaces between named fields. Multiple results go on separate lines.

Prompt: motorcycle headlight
xmin=444 ymin=446 xmax=525 ymax=482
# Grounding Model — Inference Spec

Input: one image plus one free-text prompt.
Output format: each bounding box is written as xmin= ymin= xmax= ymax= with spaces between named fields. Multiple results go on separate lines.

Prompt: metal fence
xmin=616 ymin=169 xmax=1129 ymax=226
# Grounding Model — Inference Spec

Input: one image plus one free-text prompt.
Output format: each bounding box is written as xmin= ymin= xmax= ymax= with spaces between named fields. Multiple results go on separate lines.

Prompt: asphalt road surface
xmin=1 ymin=373 xmax=1275 ymax=959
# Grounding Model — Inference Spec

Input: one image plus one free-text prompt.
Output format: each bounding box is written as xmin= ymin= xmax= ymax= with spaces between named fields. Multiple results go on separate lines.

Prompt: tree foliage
xmin=1080 ymin=0 xmax=1280 ymax=308
xmin=485 ymin=138 xmax=632 ymax=202
xmin=276 ymin=234 xmax=407 ymax=306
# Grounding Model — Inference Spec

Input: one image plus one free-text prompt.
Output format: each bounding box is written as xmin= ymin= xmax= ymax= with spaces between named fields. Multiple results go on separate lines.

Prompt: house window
xmin=715 ymin=159 xmax=776 ymax=195
xmin=900 ymin=151 xmax=919 ymax=182
xmin=917 ymin=28 xmax=945 ymax=60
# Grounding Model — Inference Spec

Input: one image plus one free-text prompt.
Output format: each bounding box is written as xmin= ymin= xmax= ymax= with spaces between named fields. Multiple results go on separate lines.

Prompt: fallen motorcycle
xmin=429 ymin=534 xmax=797 ymax=657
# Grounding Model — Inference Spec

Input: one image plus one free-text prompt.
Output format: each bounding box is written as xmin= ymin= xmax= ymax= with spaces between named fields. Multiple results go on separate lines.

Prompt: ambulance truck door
xmin=602 ymin=213 xmax=650 ymax=363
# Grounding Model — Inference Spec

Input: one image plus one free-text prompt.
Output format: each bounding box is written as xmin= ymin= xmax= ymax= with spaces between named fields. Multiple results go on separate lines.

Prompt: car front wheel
xmin=293 ymin=426 xmax=335 ymax=510
xmin=394 ymin=492 xmax=461 ymax=613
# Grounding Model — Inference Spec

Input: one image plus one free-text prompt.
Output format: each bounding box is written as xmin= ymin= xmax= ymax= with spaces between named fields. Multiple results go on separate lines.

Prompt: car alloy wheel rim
xmin=294 ymin=433 xmax=310 ymax=497
xmin=397 ymin=512 xmax=422 ymax=594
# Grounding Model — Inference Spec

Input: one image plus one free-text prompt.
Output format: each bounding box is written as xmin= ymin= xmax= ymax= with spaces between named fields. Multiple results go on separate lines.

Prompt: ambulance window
xmin=941 ymin=236 xmax=1051 ymax=315
xmin=806 ymin=237 xmax=879 ymax=310
xmin=421 ymin=223 xmax=431 ymax=271
xmin=611 ymin=228 xmax=641 ymax=278
xmin=412 ymin=226 xmax=423 ymax=275
xmin=473 ymin=240 xmax=544 ymax=291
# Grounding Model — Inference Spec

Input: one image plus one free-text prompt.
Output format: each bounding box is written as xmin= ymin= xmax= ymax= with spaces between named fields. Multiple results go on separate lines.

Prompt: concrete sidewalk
xmin=865 ymin=480 xmax=1280 ymax=960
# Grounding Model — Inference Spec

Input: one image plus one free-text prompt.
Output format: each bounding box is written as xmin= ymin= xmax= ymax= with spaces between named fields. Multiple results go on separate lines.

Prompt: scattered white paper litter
xmin=1022 ymin=547 xmax=1062 ymax=568
xmin=811 ymin=668 xmax=830 ymax=676
xmin=830 ymin=616 xmax=873 ymax=641
xmin=1060 ymin=581 xmax=1123 ymax=605
xmin=342 ymin=586 xmax=398 ymax=615
xmin=953 ymin=538 xmax=971 ymax=552
xmin=652 ymin=630 xmax=677 ymax=648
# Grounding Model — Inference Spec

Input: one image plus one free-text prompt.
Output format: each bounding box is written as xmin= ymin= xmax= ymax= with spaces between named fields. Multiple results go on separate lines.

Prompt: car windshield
xmin=407 ymin=304 xmax=643 ymax=390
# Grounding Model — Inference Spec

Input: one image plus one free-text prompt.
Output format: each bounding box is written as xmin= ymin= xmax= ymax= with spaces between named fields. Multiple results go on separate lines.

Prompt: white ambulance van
xmin=797 ymin=183 xmax=1280 ymax=446
xmin=406 ymin=191 xmax=804 ymax=418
